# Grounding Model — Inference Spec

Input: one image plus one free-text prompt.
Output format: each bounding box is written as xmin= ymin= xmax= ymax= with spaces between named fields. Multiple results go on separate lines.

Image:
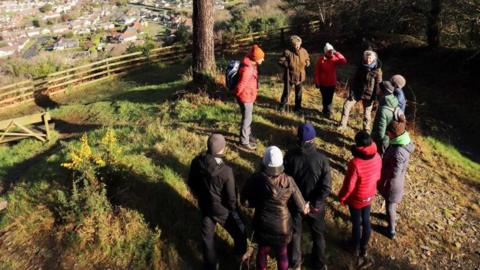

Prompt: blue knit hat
xmin=298 ymin=123 xmax=316 ymax=142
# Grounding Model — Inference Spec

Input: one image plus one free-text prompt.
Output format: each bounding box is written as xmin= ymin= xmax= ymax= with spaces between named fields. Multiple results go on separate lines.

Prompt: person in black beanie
xmin=284 ymin=123 xmax=332 ymax=270
xmin=188 ymin=134 xmax=248 ymax=270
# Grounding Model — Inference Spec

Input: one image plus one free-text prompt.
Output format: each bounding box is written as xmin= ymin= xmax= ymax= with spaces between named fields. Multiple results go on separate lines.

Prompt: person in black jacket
xmin=284 ymin=123 xmax=332 ymax=270
xmin=241 ymin=146 xmax=309 ymax=270
xmin=188 ymin=134 xmax=248 ymax=270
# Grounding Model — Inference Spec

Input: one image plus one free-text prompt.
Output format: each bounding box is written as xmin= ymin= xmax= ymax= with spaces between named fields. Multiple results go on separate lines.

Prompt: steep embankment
xmin=0 ymin=54 xmax=479 ymax=269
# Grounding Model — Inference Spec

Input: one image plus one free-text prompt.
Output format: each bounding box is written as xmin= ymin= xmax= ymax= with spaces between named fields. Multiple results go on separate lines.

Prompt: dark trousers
xmin=202 ymin=212 xmax=247 ymax=270
xmin=289 ymin=211 xmax=326 ymax=269
xmin=280 ymin=82 xmax=303 ymax=110
xmin=348 ymin=205 xmax=372 ymax=250
xmin=319 ymin=85 xmax=335 ymax=116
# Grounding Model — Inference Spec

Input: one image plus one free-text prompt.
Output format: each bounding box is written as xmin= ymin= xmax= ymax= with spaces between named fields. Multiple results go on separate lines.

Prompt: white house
xmin=52 ymin=25 xmax=70 ymax=34
xmin=53 ymin=38 xmax=79 ymax=51
xmin=0 ymin=45 xmax=17 ymax=58
xmin=119 ymin=31 xmax=137 ymax=43
xmin=41 ymin=28 xmax=51 ymax=35
xmin=27 ymin=30 xmax=40 ymax=37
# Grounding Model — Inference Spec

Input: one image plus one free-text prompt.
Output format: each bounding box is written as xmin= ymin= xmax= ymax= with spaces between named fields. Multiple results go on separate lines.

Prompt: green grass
xmin=0 ymin=56 xmax=479 ymax=269
xmin=424 ymin=136 xmax=480 ymax=182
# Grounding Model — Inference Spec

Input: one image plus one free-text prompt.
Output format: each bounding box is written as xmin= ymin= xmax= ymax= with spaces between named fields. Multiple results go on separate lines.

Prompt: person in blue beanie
xmin=284 ymin=123 xmax=332 ymax=270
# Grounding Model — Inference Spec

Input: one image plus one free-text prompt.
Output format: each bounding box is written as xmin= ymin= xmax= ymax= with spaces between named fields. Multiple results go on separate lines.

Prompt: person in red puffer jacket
xmin=314 ymin=42 xmax=347 ymax=119
xmin=235 ymin=44 xmax=265 ymax=150
xmin=338 ymin=131 xmax=381 ymax=258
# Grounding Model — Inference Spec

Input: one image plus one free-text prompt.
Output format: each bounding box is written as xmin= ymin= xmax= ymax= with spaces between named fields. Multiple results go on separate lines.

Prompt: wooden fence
xmin=0 ymin=20 xmax=321 ymax=111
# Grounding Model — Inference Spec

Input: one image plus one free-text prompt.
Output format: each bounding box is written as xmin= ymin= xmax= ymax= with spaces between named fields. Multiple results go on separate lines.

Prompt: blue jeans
xmin=348 ymin=205 xmax=371 ymax=249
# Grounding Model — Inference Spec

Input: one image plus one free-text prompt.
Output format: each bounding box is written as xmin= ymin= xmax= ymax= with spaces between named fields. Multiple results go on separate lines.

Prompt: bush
xmin=3 ymin=55 xmax=67 ymax=79
xmin=53 ymin=130 xmax=166 ymax=269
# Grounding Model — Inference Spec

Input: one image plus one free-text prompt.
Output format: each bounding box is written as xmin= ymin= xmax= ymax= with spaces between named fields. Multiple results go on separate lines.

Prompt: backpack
xmin=386 ymin=106 xmax=406 ymax=122
xmin=225 ymin=60 xmax=241 ymax=91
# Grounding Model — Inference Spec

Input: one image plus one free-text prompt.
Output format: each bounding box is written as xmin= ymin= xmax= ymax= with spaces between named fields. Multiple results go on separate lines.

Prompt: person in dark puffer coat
xmin=338 ymin=50 xmax=382 ymax=131
xmin=338 ymin=131 xmax=382 ymax=258
xmin=378 ymin=116 xmax=415 ymax=239
xmin=284 ymin=123 xmax=331 ymax=270
xmin=242 ymin=146 xmax=308 ymax=270
xmin=188 ymin=134 xmax=248 ymax=270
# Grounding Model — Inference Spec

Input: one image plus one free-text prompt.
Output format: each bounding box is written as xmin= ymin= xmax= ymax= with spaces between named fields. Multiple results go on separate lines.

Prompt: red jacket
xmin=338 ymin=143 xmax=382 ymax=209
xmin=314 ymin=52 xmax=347 ymax=87
xmin=235 ymin=56 xmax=258 ymax=103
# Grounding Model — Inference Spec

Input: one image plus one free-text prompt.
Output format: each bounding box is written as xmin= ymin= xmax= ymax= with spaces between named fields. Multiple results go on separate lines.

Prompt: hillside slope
xmin=0 ymin=56 xmax=479 ymax=269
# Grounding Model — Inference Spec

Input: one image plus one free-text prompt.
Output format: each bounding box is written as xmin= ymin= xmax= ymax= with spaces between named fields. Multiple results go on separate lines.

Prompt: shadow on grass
xmin=112 ymin=81 xmax=188 ymax=104
xmin=105 ymin=163 xmax=203 ymax=269
xmin=34 ymin=91 xmax=59 ymax=110
xmin=0 ymin=141 xmax=63 ymax=194
xmin=123 ymin=61 xmax=191 ymax=85
xmin=106 ymin=149 xmax=247 ymax=269
xmin=52 ymin=119 xmax=103 ymax=134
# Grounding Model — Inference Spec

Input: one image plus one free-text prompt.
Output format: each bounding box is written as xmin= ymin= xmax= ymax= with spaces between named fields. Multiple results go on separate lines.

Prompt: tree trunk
xmin=192 ymin=0 xmax=216 ymax=84
xmin=427 ymin=0 xmax=441 ymax=48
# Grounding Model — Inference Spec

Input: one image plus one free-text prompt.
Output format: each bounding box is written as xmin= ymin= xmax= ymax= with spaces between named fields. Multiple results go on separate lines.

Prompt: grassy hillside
xmin=0 ymin=54 xmax=479 ymax=269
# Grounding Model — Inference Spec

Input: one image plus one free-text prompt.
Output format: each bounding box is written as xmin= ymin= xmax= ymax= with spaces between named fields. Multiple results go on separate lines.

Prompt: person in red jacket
xmin=235 ymin=44 xmax=265 ymax=150
xmin=338 ymin=131 xmax=381 ymax=258
xmin=314 ymin=42 xmax=347 ymax=119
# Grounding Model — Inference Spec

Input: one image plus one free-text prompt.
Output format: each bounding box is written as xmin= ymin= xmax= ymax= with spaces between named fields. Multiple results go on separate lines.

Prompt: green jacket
xmin=372 ymin=94 xmax=399 ymax=152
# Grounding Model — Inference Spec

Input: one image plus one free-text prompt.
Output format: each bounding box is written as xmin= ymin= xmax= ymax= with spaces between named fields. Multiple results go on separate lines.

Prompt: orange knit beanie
xmin=249 ymin=44 xmax=265 ymax=61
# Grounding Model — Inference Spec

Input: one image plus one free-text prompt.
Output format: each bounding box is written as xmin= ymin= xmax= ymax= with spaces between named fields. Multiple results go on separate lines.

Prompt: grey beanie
xmin=380 ymin=81 xmax=395 ymax=94
xmin=207 ymin=134 xmax=226 ymax=156
xmin=391 ymin=74 xmax=406 ymax=88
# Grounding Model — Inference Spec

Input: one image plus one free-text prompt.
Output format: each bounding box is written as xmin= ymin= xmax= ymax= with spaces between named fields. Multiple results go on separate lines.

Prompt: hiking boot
xmin=388 ymin=229 xmax=396 ymax=240
xmin=336 ymin=125 xmax=347 ymax=131
xmin=360 ymin=246 xmax=368 ymax=258
xmin=249 ymin=136 xmax=258 ymax=144
xmin=353 ymin=247 xmax=360 ymax=257
xmin=240 ymin=143 xmax=257 ymax=151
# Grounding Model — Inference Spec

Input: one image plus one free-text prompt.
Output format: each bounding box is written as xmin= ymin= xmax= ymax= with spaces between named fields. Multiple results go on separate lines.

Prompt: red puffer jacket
xmin=338 ymin=143 xmax=382 ymax=209
xmin=235 ymin=56 xmax=258 ymax=103
xmin=314 ymin=52 xmax=347 ymax=87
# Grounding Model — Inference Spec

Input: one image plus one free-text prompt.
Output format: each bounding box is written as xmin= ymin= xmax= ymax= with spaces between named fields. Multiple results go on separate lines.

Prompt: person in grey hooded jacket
xmin=377 ymin=116 xmax=415 ymax=239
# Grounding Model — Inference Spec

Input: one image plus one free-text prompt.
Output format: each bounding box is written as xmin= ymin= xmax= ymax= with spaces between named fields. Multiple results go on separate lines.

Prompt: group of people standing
xmin=188 ymin=39 xmax=415 ymax=270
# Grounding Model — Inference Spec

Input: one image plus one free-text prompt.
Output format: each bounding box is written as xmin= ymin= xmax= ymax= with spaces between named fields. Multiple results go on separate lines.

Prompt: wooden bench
xmin=0 ymin=112 xmax=51 ymax=143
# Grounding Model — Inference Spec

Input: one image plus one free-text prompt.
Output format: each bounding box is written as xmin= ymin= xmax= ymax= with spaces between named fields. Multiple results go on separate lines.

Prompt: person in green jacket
xmin=372 ymin=81 xmax=399 ymax=155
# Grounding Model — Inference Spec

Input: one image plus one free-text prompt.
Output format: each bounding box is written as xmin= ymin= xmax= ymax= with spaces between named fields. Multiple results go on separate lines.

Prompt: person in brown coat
xmin=278 ymin=35 xmax=310 ymax=112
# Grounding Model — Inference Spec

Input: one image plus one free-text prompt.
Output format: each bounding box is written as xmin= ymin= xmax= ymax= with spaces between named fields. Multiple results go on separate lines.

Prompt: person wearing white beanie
xmin=314 ymin=42 xmax=347 ymax=119
xmin=241 ymin=146 xmax=309 ymax=270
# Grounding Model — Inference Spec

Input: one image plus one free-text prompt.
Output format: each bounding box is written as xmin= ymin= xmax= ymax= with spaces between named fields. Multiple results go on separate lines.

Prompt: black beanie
xmin=355 ymin=130 xmax=372 ymax=147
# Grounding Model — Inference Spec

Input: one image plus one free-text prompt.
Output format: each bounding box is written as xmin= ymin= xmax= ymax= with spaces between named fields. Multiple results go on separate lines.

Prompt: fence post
xmin=106 ymin=60 xmax=111 ymax=77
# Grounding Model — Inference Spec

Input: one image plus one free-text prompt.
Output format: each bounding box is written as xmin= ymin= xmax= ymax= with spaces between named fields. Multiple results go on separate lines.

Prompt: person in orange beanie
xmin=234 ymin=44 xmax=265 ymax=150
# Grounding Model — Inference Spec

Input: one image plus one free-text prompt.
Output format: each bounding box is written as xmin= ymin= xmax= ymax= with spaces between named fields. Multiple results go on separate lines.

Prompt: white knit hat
xmin=324 ymin=42 xmax=334 ymax=53
xmin=262 ymin=146 xmax=284 ymax=176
